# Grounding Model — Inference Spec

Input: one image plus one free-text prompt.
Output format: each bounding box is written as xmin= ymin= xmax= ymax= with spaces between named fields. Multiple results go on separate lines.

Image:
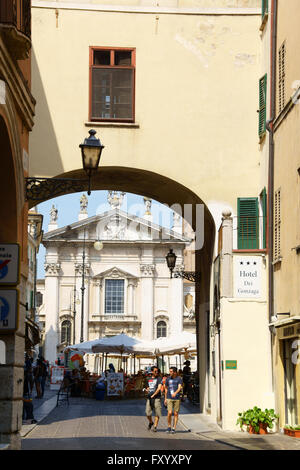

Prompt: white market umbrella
xmin=64 ymin=338 xmax=104 ymax=354
xmin=152 ymin=332 xmax=197 ymax=355
xmin=91 ymin=333 xmax=156 ymax=356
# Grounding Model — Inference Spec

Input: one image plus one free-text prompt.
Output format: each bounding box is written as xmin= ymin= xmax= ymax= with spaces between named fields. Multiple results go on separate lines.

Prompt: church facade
xmin=36 ymin=192 xmax=196 ymax=367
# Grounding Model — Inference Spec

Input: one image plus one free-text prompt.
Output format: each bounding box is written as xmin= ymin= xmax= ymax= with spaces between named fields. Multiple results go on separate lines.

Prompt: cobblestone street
xmin=21 ymin=395 xmax=233 ymax=450
xmin=21 ymin=393 xmax=300 ymax=451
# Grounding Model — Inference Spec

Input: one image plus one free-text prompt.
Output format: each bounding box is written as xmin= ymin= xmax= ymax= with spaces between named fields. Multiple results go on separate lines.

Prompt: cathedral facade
xmin=36 ymin=193 xmax=196 ymax=366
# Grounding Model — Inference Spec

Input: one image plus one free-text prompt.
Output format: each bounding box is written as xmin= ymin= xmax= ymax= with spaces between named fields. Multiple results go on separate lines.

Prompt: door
xmin=284 ymin=339 xmax=298 ymax=425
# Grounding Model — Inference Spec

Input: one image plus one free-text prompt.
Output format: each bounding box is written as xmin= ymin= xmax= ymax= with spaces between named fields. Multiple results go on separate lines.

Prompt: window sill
xmin=259 ymin=13 xmax=268 ymax=32
xmin=233 ymin=249 xmax=267 ymax=254
xmin=259 ymin=132 xmax=266 ymax=144
xmin=85 ymin=121 xmax=140 ymax=129
xmin=272 ymin=257 xmax=282 ymax=266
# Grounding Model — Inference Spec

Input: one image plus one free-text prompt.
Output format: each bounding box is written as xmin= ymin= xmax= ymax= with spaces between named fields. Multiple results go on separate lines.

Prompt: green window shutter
xmin=259 ymin=74 xmax=267 ymax=137
xmin=262 ymin=188 xmax=267 ymax=249
xmin=262 ymin=0 xmax=268 ymax=18
xmin=238 ymin=198 xmax=259 ymax=249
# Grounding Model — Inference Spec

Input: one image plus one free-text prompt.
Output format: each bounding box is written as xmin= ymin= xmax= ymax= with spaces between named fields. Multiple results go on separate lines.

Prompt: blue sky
xmin=35 ymin=190 xmax=174 ymax=279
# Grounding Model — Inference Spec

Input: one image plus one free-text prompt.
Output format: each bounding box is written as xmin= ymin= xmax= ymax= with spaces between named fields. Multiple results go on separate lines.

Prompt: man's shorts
xmin=146 ymin=398 xmax=162 ymax=417
xmin=167 ymin=399 xmax=181 ymax=413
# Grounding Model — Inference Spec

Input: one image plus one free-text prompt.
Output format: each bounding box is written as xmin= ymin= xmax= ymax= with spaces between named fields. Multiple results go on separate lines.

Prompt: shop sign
xmin=50 ymin=366 xmax=65 ymax=390
xmin=234 ymin=256 xmax=262 ymax=299
xmin=278 ymin=324 xmax=300 ymax=340
xmin=0 ymin=289 xmax=19 ymax=332
xmin=107 ymin=373 xmax=124 ymax=397
xmin=0 ymin=244 xmax=20 ymax=285
xmin=225 ymin=360 xmax=237 ymax=370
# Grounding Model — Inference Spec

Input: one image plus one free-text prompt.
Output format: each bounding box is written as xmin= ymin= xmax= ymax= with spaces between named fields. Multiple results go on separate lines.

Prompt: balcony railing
xmin=0 ymin=0 xmax=31 ymax=58
xmin=96 ymin=315 xmax=139 ymax=322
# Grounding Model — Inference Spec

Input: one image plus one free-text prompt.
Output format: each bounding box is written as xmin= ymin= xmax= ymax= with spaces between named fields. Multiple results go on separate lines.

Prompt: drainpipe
xmin=266 ymin=0 xmax=278 ymax=324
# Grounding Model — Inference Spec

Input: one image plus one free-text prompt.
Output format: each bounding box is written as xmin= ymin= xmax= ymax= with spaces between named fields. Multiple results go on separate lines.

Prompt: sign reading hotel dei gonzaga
xmin=234 ymin=256 xmax=262 ymax=299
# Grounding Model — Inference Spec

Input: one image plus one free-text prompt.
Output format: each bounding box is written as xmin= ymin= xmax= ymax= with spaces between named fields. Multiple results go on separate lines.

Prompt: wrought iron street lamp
xmin=166 ymin=248 xmax=201 ymax=282
xmin=79 ymin=129 xmax=104 ymax=195
xmin=25 ymin=130 xmax=104 ymax=202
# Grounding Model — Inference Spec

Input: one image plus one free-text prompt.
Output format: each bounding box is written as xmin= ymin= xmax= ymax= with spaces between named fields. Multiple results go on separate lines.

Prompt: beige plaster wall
xmin=30 ymin=5 xmax=262 ymax=213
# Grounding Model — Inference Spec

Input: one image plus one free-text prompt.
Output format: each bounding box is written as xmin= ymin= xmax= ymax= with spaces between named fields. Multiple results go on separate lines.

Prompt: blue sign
xmin=0 ymin=289 xmax=18 ymax=331
xmin=0 ymin=296 xmax=9 ymax=325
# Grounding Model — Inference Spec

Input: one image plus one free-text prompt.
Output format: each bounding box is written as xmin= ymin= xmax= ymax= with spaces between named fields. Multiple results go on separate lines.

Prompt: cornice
xmin=32 ymin=1 xmax=260 ymax=16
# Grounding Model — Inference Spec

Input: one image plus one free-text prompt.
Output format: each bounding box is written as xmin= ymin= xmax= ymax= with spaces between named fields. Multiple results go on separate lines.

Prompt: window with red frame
xmin=90 ymin=47 xmax=135 ymax=122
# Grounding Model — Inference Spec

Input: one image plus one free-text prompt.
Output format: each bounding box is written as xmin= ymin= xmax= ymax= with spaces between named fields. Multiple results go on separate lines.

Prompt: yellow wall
xmin=30 ymin=3 xmax=262 ymax=213
xmin=273 ymin=0 xmax=300 ymax=317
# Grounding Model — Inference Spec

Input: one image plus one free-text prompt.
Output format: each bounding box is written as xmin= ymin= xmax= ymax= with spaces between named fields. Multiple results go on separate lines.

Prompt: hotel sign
xmin=234 ymin=256 xmax=262 ymax=299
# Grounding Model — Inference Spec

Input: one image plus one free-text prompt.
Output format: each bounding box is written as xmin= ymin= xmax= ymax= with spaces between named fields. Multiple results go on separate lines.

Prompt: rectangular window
xmin=274 ymin=189 xmax=281 ymax=260
xmin=258 ymin=74 xmax=267 ymax=137
xmin=105 ymin=279 xmax=124 ymax=314
xmin=237 ymin=198 xmax=259 ymax=249
xmin=278 ymin=41 xmax=286 ymax=113
xmin=90 ymin=47 xmax=135 ymax=122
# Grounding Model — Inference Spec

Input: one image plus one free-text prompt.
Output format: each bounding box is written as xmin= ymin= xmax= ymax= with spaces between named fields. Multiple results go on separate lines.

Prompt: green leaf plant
xmin=236 ymin=406 xmax=279 ymax=433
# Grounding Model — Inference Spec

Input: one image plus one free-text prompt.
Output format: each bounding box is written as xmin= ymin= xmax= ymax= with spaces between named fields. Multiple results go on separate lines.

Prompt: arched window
xmin=157 ymin=321 xmax=167 ymax=338
xmin=61 ymin=320 xmax=71 ymax=344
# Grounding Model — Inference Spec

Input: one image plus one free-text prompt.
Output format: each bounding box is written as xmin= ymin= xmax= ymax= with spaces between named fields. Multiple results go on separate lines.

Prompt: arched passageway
xmin=28 ymin=166 xmax=216 ymax=412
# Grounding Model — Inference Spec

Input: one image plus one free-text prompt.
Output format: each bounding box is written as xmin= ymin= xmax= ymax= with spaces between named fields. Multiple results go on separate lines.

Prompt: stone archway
xmin=28 ymin=166 xmax=215 ymax=412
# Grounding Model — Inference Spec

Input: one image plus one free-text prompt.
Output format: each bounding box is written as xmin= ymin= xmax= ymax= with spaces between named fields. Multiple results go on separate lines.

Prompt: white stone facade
xmin=37 ymin=197 xmax=196 ymax=366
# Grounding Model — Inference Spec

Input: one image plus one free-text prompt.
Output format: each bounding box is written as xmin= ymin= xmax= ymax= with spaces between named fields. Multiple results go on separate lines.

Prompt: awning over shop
xmin=25 ymin=317 xmax=40 ymax=351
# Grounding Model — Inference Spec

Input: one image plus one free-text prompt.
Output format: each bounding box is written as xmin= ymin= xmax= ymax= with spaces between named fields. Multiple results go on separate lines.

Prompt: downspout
xmin=266 ymin=0 xmax=278 ymax=324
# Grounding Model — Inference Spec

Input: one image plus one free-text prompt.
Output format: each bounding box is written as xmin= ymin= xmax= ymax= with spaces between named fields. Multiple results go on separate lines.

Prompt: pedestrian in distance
xmin=182 ymin=360 xmax=191 ymax=397
xmin=40 ymin=357 xmax=48 ymax=398
xmin=22 ymin=366 xmax=37 ymax=424
xmin=33 ymin=358 xmax=43 ymax=398
xmin=145 ymin=366 xmax=163 ymax=433
xmin=164 ymin=366 xmax=183 ymax=434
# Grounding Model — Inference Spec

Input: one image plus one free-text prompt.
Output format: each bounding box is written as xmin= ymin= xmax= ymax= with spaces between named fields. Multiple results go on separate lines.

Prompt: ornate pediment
xmin=93 ymin=266 xmax=138 ymax=280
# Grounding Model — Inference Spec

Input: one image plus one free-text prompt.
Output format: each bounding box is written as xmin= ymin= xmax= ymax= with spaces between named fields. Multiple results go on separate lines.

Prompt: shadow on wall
xmin=44 ymin=326 xmax=59 ymax=364
xmin=30 ymin=48 xmax=64 ymax=176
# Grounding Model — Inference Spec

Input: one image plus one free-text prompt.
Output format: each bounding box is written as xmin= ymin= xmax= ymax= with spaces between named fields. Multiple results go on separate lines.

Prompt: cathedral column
xmin=44 ymin=262 xmax=60 ymax=364
xmin=140 ymin=264 xmax=155 ymax=341
xmin=127 ymin=279 xmax=137 ymax=315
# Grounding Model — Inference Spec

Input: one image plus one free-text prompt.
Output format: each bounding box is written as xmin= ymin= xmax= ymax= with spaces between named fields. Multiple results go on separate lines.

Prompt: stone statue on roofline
xmin=80 ymin=194 xmax=88 ymax=214
xmin=50 ymin=204 xmax=58 ymax=223
xmin=108 ymin=191 xmax=126 ymax=210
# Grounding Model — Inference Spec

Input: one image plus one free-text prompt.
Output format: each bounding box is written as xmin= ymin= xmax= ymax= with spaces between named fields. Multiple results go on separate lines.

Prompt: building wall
xmin=0 ymin=6 xmax=35 ymax=449
xmin=271 ymin=0 xmax=300 ymax=428
xmin=30 ymin=2 xmax=262 ymax=216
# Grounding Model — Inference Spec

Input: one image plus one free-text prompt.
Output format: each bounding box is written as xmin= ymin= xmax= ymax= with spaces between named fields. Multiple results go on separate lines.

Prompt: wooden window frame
xmin=237 ymin=197 xmax=259 ymax=250
xmin=89 ymin=46 xmax=136 ymax=123
xmin=258 ymin=74 xmax=267 ymax=138
xmin=278 ymin=41 xmax=286 ymax=114
xmin=274 ymin=189 xmax=281 ymax=261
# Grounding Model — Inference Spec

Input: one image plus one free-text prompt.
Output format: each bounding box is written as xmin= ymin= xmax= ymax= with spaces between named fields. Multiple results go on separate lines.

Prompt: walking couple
xmin=145 ymin=366 xmax=183 ymax=434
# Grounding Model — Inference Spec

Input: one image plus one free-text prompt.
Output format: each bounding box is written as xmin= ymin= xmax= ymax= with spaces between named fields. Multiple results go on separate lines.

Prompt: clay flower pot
xmin=248 ymin=423 xmax=268 ymax=434
xmin=259 ymin=422 xmax=268 ymax=434
xmin=284 ymin=428 xmax=300 ymax=438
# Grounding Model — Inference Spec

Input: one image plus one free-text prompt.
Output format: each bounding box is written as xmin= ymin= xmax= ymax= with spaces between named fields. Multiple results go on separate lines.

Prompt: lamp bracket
xmin=25 ymin=177 xmax=89 ymax=202
xmin=173 ymin=271 xmax=201 ymax=282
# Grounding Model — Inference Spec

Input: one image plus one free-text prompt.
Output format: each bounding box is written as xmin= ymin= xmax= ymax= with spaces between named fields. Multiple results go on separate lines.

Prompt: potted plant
xmin=236 ymin=406 xmax=279 ymax=434
xmin=283 ymin=425 xmax=300 ymax=438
